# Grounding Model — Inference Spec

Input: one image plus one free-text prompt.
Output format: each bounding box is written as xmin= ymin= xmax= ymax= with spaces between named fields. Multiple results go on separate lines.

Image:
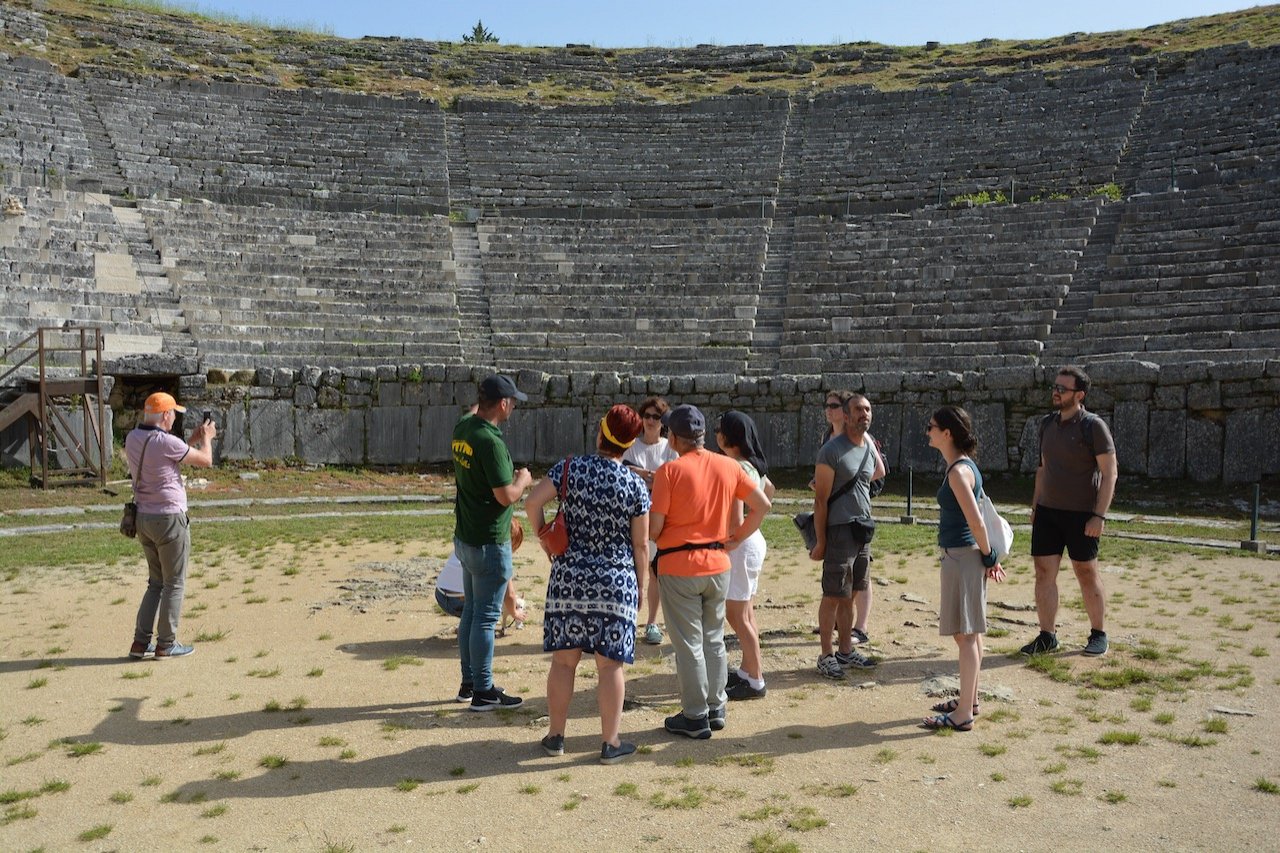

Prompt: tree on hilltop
xmin=462 ymin=20 xmax=499 ymax=44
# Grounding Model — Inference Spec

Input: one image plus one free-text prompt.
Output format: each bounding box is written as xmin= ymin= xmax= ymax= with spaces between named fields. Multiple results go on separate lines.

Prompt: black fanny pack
xmin=654 ymin=541 xmax=725 ymax=572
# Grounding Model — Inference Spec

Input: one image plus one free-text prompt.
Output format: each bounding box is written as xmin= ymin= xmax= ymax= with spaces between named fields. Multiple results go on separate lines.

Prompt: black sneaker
xmin=600 ymin=741 xmax=636 ymax=765
xmin=1019 ymin=631 xmax=1060 ymax=656
xmin=851 ymin=628 xmax=869 ymax=646
xmin=455 ymin=683 xmax=474 ymax=703
xmin=727 ymin=680 xmax=767 ymax=701
xmin=725 ymin=670 xmax=744 ymax=690
xmin=469 ymin=687 xmax=523 ymax=712
xmin=708 ymin=706 xmax=727 ymax=731
xmin=540 ymin=734 xmax=565 ymax=756
xmin=835 ymin=649 xmax=876 ymax=669
xmin=1082 ymin=630 xmax=1109 ymax=657
xmin=664 ymin=713 xmax=712 ymax=739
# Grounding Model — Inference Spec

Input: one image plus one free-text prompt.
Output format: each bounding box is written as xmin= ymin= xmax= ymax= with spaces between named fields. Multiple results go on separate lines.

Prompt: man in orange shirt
xmin=651 ymin=405 xmax=771 ymax=739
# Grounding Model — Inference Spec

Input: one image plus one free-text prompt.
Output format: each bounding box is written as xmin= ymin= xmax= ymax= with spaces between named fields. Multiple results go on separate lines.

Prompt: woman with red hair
xmin=527 ymin=404 xmax=650 ymax=764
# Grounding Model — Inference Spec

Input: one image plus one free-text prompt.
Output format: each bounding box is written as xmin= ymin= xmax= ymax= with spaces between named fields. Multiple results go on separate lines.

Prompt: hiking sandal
xmin=922 ymin=713 xmax=974 ymax=732
xmin=931 ymin=697 xmax=980 ymax=717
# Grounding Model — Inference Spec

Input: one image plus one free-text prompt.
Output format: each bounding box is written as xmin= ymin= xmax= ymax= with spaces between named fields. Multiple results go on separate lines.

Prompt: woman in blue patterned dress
xmin=525 ymin=404 xmax=650 ymax=764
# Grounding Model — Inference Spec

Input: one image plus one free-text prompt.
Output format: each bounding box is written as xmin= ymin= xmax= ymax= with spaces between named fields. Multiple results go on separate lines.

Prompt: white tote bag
xmin=978 ymin=489 xmax=1014 ymax=559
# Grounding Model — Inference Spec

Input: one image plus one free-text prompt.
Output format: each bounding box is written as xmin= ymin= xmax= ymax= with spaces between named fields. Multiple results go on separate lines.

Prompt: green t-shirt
xmin=452 ymin=414 xmax=516 ymax=546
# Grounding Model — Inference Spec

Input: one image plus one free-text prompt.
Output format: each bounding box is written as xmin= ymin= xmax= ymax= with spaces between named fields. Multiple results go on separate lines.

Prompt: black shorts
xmin=1031 ymin=505 xmax=1099 ymax=562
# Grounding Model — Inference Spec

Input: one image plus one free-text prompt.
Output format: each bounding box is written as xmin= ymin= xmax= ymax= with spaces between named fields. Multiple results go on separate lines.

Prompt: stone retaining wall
xmin=187 ymin=361 xmax=1280 ymax=483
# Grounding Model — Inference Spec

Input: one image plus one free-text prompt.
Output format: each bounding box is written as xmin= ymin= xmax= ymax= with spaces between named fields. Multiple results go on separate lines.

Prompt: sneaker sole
xmin=664 ymin=725 xmax=712 ymax=739
xmin=154 ymin=650 xmax=194 ymax=660
xmin=600 ymin=751 xmax=634 ymax=765
xmin=1082 ymin=647 xmax=1108 ymax=657
xmin=470 ymin=701 xmax=523 ymax=712
xmin=541 ymin=743 xmax=565 ymax=757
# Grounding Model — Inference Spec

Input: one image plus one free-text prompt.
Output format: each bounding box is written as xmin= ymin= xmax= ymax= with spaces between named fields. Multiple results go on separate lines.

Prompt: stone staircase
xmin=451 ymin=221 xmax=494 ymax=368
xmin=109 ymin=197 xmax=195 ymax=358
xmin=747 ymin=96 xmax=799 ymax=377
xmin=71 ymin=89 xmax=129 ymax=196
xmin=1045 ymin=200 xmax=1120 ymax=344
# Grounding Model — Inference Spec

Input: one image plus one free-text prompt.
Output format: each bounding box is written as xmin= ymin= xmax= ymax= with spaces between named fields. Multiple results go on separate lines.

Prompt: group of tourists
xmin=121 ymin=364 xmax=1116 ymax=764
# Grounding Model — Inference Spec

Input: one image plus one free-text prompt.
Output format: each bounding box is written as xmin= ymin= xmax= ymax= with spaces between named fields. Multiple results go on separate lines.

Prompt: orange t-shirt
xmin=651 ymin=449 xmax=755 ymax=577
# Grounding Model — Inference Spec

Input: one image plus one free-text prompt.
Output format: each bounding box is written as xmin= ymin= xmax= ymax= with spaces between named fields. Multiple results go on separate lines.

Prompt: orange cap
xmin=144 ymin=392 xmax=186 ymax=415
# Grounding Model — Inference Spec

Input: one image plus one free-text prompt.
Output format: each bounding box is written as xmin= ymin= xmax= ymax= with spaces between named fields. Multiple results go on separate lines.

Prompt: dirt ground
xmin=0 ymin=529 xmax=1276 ymax=852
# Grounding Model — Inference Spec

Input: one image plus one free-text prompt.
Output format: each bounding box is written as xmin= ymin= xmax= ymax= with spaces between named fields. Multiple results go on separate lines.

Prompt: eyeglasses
xmin=824 ymin=402 xmax=843 ymax=410
xmin=926 ymin=422 xmax=939 ymax=432
xmin=641 ymin=412 xmax=662 ymax=421
xmin=1051 ymin=383 xmax=1079 ymax=394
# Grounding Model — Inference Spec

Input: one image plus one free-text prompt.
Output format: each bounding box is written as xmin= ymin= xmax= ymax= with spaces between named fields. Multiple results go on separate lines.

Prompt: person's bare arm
xmin=810 ymin=464 xmax=834 ymax=560
xmin=184 ymin=421 xmax=216 ymax=468
xmin=630 ymin=513 xmax=650 ymax=584
xmin=1085 ymin=452 xmax=1118 ymax=538
xmin=492 ymin=467 xmax=533 ymax=507
xmin=726 ymin=486 xmax=771 ymax=550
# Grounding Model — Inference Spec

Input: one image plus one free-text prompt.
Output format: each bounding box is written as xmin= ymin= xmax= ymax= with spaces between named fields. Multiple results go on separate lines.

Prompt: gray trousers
xmin=658 ymin=571 xmax=729 ymax=719
xmin=134 ymin=512 xmax=190 ymax=646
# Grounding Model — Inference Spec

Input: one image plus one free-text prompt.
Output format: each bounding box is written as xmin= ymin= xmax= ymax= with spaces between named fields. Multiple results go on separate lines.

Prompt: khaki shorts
xmin=821 ymin=523 xmax=871 ymax=597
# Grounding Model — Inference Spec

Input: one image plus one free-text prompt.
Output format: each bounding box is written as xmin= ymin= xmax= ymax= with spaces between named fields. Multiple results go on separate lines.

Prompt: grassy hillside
xmin=4 ymin=1 xmax=1279 ymax=104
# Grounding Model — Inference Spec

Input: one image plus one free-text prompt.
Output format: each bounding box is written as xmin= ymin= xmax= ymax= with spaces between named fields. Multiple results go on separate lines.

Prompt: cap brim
xmin=511 ymin=389 xmax=529 ymax=402
xmin=172 ymin=404 xmax=187 ymax=413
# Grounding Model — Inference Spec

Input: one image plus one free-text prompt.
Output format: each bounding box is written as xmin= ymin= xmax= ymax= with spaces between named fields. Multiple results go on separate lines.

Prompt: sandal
xmin=922 ymin=713 xmax=974 ymax=732
xmin=931 ymin=698 xmax=980 ymax=717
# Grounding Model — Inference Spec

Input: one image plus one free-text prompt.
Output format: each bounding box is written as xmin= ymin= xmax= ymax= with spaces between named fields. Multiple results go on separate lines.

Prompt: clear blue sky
xmin=183 ymin=1 xmax=1262 ymax=47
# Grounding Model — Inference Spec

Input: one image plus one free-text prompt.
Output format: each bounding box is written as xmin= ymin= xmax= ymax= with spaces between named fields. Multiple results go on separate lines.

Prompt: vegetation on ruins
xmin=461 ymin=20 xmax=499 ymax=45
xmin=5 ymin=1 xmax=1278 ymax=105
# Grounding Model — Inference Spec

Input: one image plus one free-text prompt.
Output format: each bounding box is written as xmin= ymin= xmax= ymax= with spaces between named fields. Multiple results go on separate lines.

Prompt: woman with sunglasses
xmin=623 ymin=396 xmax=678 ymax=646
xmin=923 ymin=406 xmax=1006 ymax=732
xmin=715 ymin=411 xmax=776 ymax=700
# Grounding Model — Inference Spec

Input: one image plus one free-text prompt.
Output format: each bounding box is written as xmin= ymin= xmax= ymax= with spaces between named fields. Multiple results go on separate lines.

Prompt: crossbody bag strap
xmin=827 ymin=440 xmax=874 ymax=508
xmin=131 ymin=433 xmax=157 ymax=498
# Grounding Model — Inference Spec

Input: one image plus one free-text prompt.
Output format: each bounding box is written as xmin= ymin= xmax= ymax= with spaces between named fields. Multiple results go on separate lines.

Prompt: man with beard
xmin=1021 ymin=365 xmax=1118 ymax=658
xmin=810 ymin=393 xmax=884 ymax=679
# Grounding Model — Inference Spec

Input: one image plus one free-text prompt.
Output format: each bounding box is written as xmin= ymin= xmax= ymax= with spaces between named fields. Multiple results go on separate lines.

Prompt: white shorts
xmin=727 ymin=530 xmax=766 ymax=602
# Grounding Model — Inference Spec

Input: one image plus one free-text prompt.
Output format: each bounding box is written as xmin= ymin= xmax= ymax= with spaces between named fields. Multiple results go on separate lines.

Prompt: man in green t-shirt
xmin=451 ymin=374 xmax=533 ymax=711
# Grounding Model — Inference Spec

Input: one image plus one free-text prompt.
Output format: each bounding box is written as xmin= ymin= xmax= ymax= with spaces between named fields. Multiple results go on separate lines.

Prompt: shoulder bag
xmin=794 ymin=441 xmax=875 ymax=550
xmin=120 ymin=433 xmax=156 ymax=538
xmin=945 ymin=457 xmax=1014 ymax=558
xmin=537 ymin=456 xmax=572 ymax=557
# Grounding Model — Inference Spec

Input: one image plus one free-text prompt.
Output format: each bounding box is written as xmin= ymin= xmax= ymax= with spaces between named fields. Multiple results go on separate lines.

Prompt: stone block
xmin=273 ymin=369 xmax=296 ymax=388
xmin=1112 ymin=401 xmax=1148 ymax=475
xmin=368 ymin=406 xmax=421 ymax=464
xmin=423 ymin=406 xmax=462 ymax=463
xmin=670 ymin=376 xmax=694 ymax=395
xmin=1018 ymin=416 xmax=1043 ymax=475
xmin=1208 ymin=360 xmax=1266 ymax=381
xmin=1161 ymin=362 xmax=1211 ymax=384
xmin=1088 ymin=360 xmax=1159 ymax=384
xmin=596 ymin=372 xmax=622 ymax=396
xmin=824 ymin=373 xmax=862 ymax=392
xmin=294 ymin=386 xmax=317 ymax=408
xmin=378 ymin=382 xmax=403 ymax=407
xmin=516 ymin=369 xmax=546 ymax=397
xmin=798 ymin=405 xmax=828 ymax=465
xmin=795 ymin=375 xmax=822 ymax=393
xmin=647 ymin=376 xmax=672 ymax=395
xmin=376 ymin=365 xmax=398 ymax=382
xmin=317 ymin=387 xmax=342 ymax=408
xmin=220 ymin=401 xmax=250 ymax=461
xmin=536 ymin=408 xmax=587 ymax=463
xmin=1187 ymin=381 xmax=1220 ymax=410
xmin=301 ymin=366 xmax=323 ymax=387
xmin=1263 ymin=408 xmax=1280 ymax=477
xmin=969 ymin=402 xmax=1008 ymax=473
xmin=694 ymin=374 xmax=735 ymax=394
xmin=751 ymin=411 xmax=802 ymax=469
xmin=1185 ymin=417 xmax=1222 ymax=483
xmin=547 ymin=375 xmax=571 ymax=399
xmin=248 ymin=400 xmax=295 ymax=460
xmin=1147 ymin=410 xmax=1186 ymax=479
xmin=321 ymin=367 xmax=342 ymax=387
xmin=502 ymin=410 xmax=536 ymax=465
xmin=983 ymin=365 xmax=1036 ymax=390
xmin=1223 ymin=409 xmax=1263 ymax=484
xmin=868 ymin=403 xmax=902 ymax=471
xmin=1153 ymin=385 xmax=1185 ymax=409
xmin=445 ymin=365 xmax=472 ymax=382
xmin=628 ymin=376 xmax=648 ymax=395
xmin=256 ymin=368 xmax=276 ymax=387
xmin=901 ymin=404 xmax=938 ymax=474
xmin=297 ymin=408 xmax=366 ymax=465
xmin=909 ymin=372 xmax=963 ymax=392
xmin=570 ymin=372 xmax=594 ymax=395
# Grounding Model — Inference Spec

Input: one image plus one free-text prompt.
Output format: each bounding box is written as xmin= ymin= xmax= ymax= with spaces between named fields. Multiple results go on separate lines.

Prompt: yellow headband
xmin=601 ymin=416 xmax=636 ymax=449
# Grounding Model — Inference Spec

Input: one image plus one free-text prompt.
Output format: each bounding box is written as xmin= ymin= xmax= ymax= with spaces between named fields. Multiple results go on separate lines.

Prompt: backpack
xmin=869 ymin=436 xmax=887 ymax=498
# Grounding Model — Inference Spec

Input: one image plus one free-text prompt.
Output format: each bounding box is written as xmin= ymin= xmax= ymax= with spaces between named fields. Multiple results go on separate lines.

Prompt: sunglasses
xmin=641 ymin=412 xmax=663 ymax=421
xmin=1051 ymin=383 xmax=1079 ymax=394
xmin=926 ymin=422 xmax=939 ymax=433
xmin=824 ymin=402 xmax=844 ymax=410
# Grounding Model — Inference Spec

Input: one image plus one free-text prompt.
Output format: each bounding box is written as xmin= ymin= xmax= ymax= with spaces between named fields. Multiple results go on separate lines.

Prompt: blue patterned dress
xmin=543 ymin=454 xmax=650 ymax=663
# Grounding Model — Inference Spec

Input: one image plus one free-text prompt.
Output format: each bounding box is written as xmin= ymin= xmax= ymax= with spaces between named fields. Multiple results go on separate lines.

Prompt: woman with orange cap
xmin=527 ymin=405 xmax=650 ymax=764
